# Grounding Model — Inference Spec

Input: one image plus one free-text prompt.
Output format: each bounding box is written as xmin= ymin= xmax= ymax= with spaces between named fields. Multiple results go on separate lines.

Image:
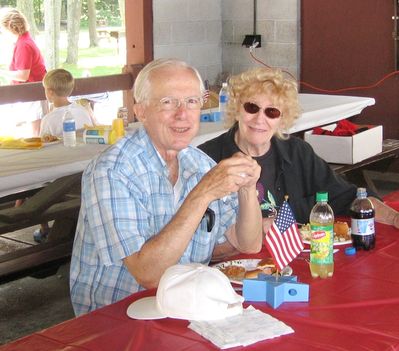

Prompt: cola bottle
xmin=350 ymin=187 xmax=375 ymax=250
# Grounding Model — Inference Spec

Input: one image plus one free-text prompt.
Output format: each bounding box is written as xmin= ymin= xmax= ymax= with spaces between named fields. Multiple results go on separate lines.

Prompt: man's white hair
xmin=133 ymin=58 xmax=205 ymax=104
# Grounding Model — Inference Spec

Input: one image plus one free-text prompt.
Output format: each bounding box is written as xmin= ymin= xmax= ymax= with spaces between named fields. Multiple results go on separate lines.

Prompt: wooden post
xmin=123 ymin=0 xmax=153 ymax=120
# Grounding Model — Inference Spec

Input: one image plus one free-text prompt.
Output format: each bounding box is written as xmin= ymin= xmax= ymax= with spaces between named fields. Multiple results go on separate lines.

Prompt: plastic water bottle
xmin=63 ymin=110 xmax=76 ymax=147
xmin=350 ymin=187 xmax=375 ymax=250
xmin=218 ymin=82 xmax=228 ymax=122
xmin=309 ymin=192 xmax=334 ymax=279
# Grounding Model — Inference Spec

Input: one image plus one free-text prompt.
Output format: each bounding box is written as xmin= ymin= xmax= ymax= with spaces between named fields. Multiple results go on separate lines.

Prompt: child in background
xmin=40 ymin=69 xmax=94 ymax=137
xmin=34 ymin=69 xmax=94 ymax=243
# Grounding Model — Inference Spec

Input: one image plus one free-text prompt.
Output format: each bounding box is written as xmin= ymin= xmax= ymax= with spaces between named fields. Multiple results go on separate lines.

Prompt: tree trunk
xmin=17 ymin=0 xmax=39 ymax=37
xmin=66 ymin=0 xmax=82 ymax=64
xmin=44 ymin=0 xmax=62 ymax=69
xmin=87 ymin=0 xmax=98 ymax=47
xmin=118 ymin=0 xmax=125 ymax=27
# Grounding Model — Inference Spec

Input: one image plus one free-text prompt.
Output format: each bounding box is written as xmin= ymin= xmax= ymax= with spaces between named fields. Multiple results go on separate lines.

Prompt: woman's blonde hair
xmin=0 ymin=8 xmax=29 ymax=35
xmin=226 ymin=67 xmax=301 ymax=139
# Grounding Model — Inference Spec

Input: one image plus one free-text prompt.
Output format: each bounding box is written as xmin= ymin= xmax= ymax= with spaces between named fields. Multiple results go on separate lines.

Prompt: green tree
xmin=16 ymin=0 xmax=39 ymax=36
xmin=66 ymin=0 xmax=81 ymax=64
xmin=44 ymin=0 xmax=61 ymax=69
xmin=87 ymin=0 xmax=98 ymax=47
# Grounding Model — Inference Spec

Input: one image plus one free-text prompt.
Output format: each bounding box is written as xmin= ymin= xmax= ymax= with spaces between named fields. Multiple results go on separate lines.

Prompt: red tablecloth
xmin=384 ymin=190 xmax=399 ymax=204
xmin=2 ymin=202 xmax=399 ymax=351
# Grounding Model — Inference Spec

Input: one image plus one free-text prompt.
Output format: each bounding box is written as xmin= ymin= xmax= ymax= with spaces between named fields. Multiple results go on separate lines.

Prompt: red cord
xmin=249 ymin=50 xmax=399 ymax=93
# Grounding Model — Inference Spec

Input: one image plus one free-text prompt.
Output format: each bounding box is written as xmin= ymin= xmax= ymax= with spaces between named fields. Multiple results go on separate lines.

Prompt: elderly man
xmin=70 ymin=59 xmax=263 ymax=316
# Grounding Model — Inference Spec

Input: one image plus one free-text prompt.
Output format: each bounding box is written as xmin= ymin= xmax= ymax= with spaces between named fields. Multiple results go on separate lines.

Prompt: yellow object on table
xmin=112 ymin=118 xmax=125 ymax=138
xmin=0 ymin=137 xmax=43 ymax=149
xmin=83 ymin=120 xmax=125 ymax=145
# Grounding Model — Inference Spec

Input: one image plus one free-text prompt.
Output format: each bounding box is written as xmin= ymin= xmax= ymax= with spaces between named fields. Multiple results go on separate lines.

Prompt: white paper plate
xmin=43 ymin=140 xmax=61 ymax=147
xmin=300 ymin=226 xmax=352 ymax=247
xmin=212 ymin=259 xmax=292 ymax=285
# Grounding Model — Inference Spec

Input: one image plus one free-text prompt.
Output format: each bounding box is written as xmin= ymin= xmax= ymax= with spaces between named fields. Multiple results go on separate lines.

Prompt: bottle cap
xmin=345 ymin=247 xmax=356 ymax=256
xmin=316 ymin=192 xmax=328 ymax=202
xmin=356 ymin=187 xmax=368 ymax=198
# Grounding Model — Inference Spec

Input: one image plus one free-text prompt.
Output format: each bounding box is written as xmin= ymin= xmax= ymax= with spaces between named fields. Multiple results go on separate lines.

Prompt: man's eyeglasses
xmin=243 ymin=102 xmax=281 ymax=119
xmin=157 ymin=96 xmax=203 ymax=111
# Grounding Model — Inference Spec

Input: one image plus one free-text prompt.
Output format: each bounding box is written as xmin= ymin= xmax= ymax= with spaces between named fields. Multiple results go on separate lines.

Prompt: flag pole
xmin=276 ymin=195 xmax=289 ymax=281
xmin=265 ymin=194 xmax=303 ymax=284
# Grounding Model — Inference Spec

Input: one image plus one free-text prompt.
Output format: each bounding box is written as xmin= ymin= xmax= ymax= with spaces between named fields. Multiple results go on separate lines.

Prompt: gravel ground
xmin=0 ymin=261 xmax=74 ymax=345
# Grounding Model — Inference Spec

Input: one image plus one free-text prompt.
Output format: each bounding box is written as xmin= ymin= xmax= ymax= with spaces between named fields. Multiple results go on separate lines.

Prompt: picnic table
xmin=0 ymin=93 xmax=381 ymax=280
xmin=96 ymin=27 xmax=125 ymax=52
xmin=0 ymin=140 xmax=108 ymax=281
xmin=2 ymin=201 xmax=399 ymax=350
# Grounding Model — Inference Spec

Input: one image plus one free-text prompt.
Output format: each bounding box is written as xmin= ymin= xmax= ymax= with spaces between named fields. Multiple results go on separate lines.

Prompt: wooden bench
xmin=96 ymin=27 xmax=125 ymax=53
xmin=0 ymin=173 xmax=82 ymax=282
xmin=96 ymin=27 xmax=124 ymax=43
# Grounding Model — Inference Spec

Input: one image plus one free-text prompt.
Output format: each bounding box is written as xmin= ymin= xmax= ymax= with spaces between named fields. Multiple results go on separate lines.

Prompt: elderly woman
xmin=199 ymin=67 xmax=399 ymax=259
xmin=0 ymin=8 xmax=47 ymax=136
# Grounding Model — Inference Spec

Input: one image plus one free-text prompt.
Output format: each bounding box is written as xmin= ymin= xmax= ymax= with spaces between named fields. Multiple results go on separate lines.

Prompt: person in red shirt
xmin=0 ymin=7 xmax=47 ymax=135
xmin=0 ymin=7 xmax=46 ymax=83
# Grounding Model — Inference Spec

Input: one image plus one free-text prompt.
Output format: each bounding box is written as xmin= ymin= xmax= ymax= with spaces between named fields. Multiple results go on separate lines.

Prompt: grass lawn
xmin=59 ymin=46 xmax=124 ymax=77
xmin=0 ymin=29 xmax=124 ymax=81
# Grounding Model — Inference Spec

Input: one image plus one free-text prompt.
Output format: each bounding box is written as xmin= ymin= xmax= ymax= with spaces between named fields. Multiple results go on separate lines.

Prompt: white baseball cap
xmin=127 ymin=263 xmax=244 ymax=321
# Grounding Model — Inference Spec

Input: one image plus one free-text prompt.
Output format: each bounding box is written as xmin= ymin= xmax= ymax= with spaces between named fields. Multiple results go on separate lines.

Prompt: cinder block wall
xmin=221 ymin=0 xmax=300 ymax=80
xmin=153 ymin=0 xmax=223 ymax=85
xmin=153 ymin=0 xmax=300 ymax=85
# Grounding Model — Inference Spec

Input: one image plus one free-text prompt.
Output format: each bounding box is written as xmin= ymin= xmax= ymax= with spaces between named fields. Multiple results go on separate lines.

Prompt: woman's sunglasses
xmin=243 ymin=102 xmax=281 ymax=119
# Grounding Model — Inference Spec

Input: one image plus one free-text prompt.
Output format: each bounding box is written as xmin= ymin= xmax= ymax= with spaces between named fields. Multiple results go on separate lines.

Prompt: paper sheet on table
xmin=188 ymin=306 xmax=294 ymax=349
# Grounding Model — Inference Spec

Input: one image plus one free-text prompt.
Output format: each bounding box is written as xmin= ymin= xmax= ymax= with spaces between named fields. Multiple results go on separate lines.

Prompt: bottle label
xmin=84 ymin=137 xmax=106 ymax=144
xmin=63 ymin=120 xmax=76 ymax=132
xmin=86 ymin=129 xmax=107 ymax=136
xmin=219 ymin=95 xmax=228 ymax=103
xmin=310 ymin=224 xmax=333 ymax=265
xmin=83 ymin=130 xmax=109 ymax=144
xmin=351 ymin=218 xmax=375 ymax=236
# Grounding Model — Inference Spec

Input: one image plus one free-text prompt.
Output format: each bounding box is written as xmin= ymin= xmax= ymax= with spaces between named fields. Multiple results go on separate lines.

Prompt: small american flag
xmin=265 ymin=200 xmax=304 ymax=271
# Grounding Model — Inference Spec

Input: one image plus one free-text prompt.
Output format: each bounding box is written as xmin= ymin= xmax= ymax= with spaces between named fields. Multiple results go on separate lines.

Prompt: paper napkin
xmin=188 ymin=306 xmax=294 ymax=349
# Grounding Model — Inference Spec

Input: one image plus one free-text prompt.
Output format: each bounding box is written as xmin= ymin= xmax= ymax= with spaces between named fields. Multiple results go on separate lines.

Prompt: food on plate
xmin=257 ymin=257 xmax=276 ymax=271
xmin=298 ymin=223 xmax=311 ymax=241
xmin=24 ymin=137 xmax=42 ymax=143
xmin=221 ymin=258 xmax=277 ymax=280
xmin=244 ymin=268 xmax=264 ymax=279
xmin=41 ymin=134 xmax=59 ymax=143
xmin=245 ymin=258 xmax=277 ymax=278
xmin=299 ymin=221 xmax=351 ymax=243
xmin=220 ymin=265 xmax=246 ymax=281
xmin=334 ymin=221 xmax=351 ymax=241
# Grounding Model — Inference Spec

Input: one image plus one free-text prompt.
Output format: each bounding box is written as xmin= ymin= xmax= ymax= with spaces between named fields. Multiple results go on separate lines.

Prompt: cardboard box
xmin=304 ymin=124 xmax=383 ymax=164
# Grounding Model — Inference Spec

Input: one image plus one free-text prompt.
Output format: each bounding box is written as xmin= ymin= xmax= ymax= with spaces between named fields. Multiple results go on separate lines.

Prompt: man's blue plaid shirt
xmin=70 ymin=127 xmax=238 ymax=315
